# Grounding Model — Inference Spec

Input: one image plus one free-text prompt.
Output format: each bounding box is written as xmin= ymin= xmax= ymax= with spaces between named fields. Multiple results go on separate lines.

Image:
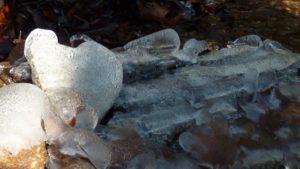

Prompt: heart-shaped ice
xmin=24 ymin=29 xmax=123 ymax=124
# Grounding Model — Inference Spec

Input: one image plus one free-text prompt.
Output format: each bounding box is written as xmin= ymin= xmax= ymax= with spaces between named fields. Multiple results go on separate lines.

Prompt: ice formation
xmin=0 ymin=83 xmax=49 ymax=155
xmin=109 ymin=31 xmax=300 ymax=143
xmin=24 ymin=28 xmax=123 ymax=123
xmin=123 ymin=28 xmax=180 ymax=54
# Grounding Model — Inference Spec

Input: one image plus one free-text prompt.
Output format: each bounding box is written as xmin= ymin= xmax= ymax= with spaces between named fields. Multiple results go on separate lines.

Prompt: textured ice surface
xmin=0 ymin=83 xmax=49 ymax=155
xmin=123 ymin=28 xmax=180 ymax=54
xmin=24 ymin=29 xmax=123 ymax=121
xmin=109 ymin=34 xmax=300 ymax=142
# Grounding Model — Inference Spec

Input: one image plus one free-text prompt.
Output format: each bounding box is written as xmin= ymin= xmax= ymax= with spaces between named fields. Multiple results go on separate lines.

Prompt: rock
xmin=9 ymin=62 xmax=31 ymax=82
xmin=24 ymin=28 xmax=123 ymax=125
xmin=0 ymin=144 xmax=48 ymax=169
xmin=0 ymin=83 xmax=49 ymax=168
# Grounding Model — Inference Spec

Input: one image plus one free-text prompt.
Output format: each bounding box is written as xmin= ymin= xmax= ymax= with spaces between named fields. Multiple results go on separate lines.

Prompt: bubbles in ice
xmin=123 ymin=29 xmax=180 ymax=54
xmin=0 ymin=83 xmax=49 ymax=155
xmin=24 ymin=28 xmax=123 ymax=121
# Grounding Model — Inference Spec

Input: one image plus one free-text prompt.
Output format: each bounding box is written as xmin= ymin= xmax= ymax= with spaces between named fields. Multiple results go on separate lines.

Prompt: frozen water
xmin=240 ymin=102 xmax=267 ymax=122
xmin=179 ymin=131 xmax=206 ymax=154
xmin=41 ymin=106 xmax=111 ymax=168
xmin=0 ymin=83 xmax=49 ymax=155
xmin=9 ymin=62 xmax=31 ymax=82
xmin=236 ymin=147 xmax=284 ymax=167
xmin=123 ymin=29 xmax=180 ymax=54
xmin=127 ymin=152 xmax=200 ymax=169
xmin=24 ymin=28 xmax=123 ymax=120
xmin=183 ymin=38 xmax=208 ymax=56
xmin=54 ymin=128 xmax=111 ymax=169
xmin=231 ymin=34 xmax=263 ymax=47
xmin=46 ymin=88 xmax=98 ymax=130
xmin=278 ymin=81 xmax=300 ymax=102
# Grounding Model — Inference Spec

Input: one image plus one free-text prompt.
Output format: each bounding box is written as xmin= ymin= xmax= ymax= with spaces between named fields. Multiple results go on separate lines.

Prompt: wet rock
xmin=9 ymin=62 xmax=31 ymax=82
xmin=24 ymin=28 xmax=123 ymax=123
xmin=0 ymin=83 xmax=50 ymax=168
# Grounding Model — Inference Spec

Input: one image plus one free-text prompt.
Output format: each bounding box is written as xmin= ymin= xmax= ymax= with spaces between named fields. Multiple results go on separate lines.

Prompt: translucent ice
xmin=183 ymin=38 xmax=208 ymax=56
xmin=236 ymin=147 xmax=284 ymax=167
xmin=175 ymin=38 xmax=208 ymax=62
xmin=47 ymin=88 xmax=98 ymax=130
xmin=123 ymin=29 xmax=180 ymax=54
xmin=278 ymin=81 xmax=300 ymax=102
xmin=231 ymin=34 xmax=263 ymax=47
xmin=239 ymin=102 xmax=267 ymax=122
xmin=0 ymin=83 xmax=49 ymax=155
xmin=55 ymin=128 xmax=111 ymax=169
xmin=24 ymin=28 xmax=123 ymax=121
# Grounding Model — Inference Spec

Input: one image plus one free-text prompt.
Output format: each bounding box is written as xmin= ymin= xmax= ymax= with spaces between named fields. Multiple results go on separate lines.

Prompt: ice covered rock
xmin=123 ymin=29 xmax=180 ymax=54
xmin=0 ymin=83 xmax=49 ymax=168
xmin=24 ymin=28 xmax=123 ymax=124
